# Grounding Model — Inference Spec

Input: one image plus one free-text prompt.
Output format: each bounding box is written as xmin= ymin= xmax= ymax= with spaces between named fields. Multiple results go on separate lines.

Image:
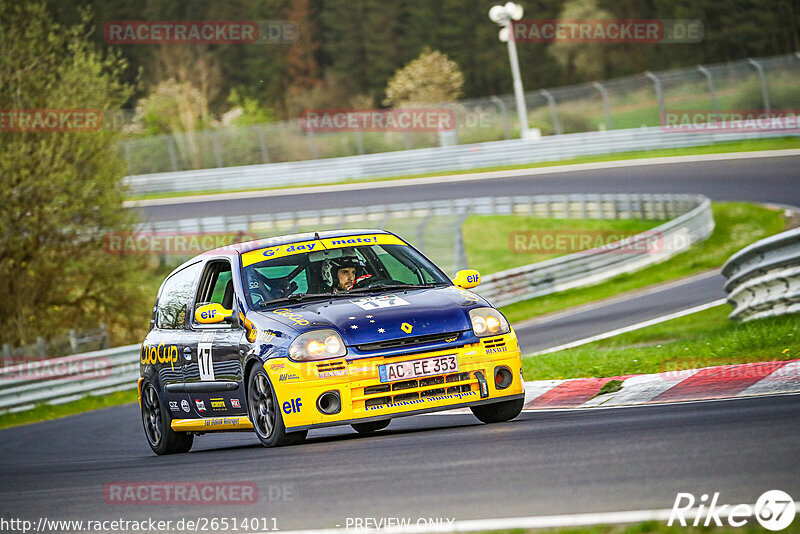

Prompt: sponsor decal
xmin=318 ymin=369 xmax=347 ymax=379
xmin=269 ymin=362 xmax=286 ymax=370
xmin=231 ymin=399 xmax=241 ymax=409
xmin=282 ymin=398 xmax=303 ymax=414
xmin=367 ymin=390 xmax=476 ymax=411
xmin=195 ymin=399 xmax=206 ymax=412
xmin=240 ymin=234 xmax=406 ymax=267
xmin=350 ymin=294 xmax=411 ymax=310
xmin=278 ymin=373 xmax=300 ymax=382
xmin=140 ymin=344 xmax=180 ymax=370
xmin=210 ymin=397 xmax=226 ymax=410
xmin=445 ymin=336 xmax=458 ymax=343
xmin=257 ymin=330 xmax=277 ymax=342
xmin=401 ymin=323 xmax=413 ymax=334
xmin=181 ymin=399 xmax=190 ymax=413
xmin=486 ymin=346 xmax=508 ymax=354
xmin=448 ymin=287 xmax=480 ymax=302
xmin=168 ymin=401 xmax=179 ymax=412
xmin=197 ymin=342 xmax=214 ymax=381
xmin=204 ymin=417 xmax=244 ymax=427
xmin=272 ymin=309 xmax=309 ymax=326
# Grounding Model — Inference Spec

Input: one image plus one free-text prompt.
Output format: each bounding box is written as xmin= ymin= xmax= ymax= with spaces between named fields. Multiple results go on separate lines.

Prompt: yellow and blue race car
xmin=138 ymin=229 xmax=524 ymax=454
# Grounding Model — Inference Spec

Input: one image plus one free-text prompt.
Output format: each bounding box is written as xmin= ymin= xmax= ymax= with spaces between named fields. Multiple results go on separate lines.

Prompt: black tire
xmin=470 ymin=398 xmax=524 ymax=424
xmin=351 ymin=420 xmax=390 ymax=433
xmin=141 ymin=380 xmax=194 ymax=455
xmin=246 ymin=365 xmax=307 ymax=447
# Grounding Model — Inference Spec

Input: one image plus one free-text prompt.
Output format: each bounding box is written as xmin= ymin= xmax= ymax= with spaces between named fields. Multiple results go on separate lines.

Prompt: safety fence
xmin=0 ymin=193 xmax=713 ymax=414
xmin=723 ymin=227 xmax=800 ymax=321
xmin=121 ymin=53 xmax=800 ymax=180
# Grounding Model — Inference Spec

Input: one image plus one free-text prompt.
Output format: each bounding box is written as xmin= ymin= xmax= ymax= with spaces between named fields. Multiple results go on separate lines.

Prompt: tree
xmin=0 ymin=2 xmax=149 ymax=347
xmin=384 ymin=48 xmax=464 ymax=107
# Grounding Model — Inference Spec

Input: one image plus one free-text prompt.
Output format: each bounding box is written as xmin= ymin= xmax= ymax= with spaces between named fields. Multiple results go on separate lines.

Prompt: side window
xmin=157 ymin=263 xmax=201 ymax=330
xmin=195 ymin=261 xmax=234 ymax=315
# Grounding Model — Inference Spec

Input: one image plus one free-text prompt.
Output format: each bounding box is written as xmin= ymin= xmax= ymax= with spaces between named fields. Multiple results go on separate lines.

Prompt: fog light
xmin=317 ymin=391 xmax=341 ymax=415
xmin=494 ymin=366 xmax=513 ymax=389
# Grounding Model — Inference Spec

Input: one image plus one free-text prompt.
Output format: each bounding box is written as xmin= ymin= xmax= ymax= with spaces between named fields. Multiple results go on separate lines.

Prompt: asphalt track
xmin=137 ymin=154 xmax=800 ymax=222
xmin=1 ymin=395 xmax=798 ymax=530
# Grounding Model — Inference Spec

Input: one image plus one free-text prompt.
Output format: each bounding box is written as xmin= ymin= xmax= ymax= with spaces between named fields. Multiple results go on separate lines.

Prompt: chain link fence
xmin=121 ymin=53 xmax=800 ymax=176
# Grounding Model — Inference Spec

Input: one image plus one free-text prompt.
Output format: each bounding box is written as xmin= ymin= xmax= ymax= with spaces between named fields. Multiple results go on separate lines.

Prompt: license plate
xmin=378 ymin=355 xmax=458 ymax=383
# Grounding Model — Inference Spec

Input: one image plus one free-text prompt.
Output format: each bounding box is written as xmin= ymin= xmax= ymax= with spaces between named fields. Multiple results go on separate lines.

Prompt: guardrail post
xmin=355 ymin=131 xmax=365 ymax=155
xmin=539 ymin=89 xmax=562 ymax=135
xmin=490 ymin=96 xmax=511 ymax=140
xmin=747 ymin=58 xmax=771 ymax=112
xmin=99 ymin=324 xmax=109 ymax=350
xmin=452 ymin=208 xmax=472 ymax=273
xmin=592 ymin=82 xmax=613 ymax=130
xmin=644 ymin=72 xmax=665 ymax=124
xmin=697 ymin=66 xmax=719 ymax=113
xmin=416 ymin=212 xmax=433 ymax=253
xmin=257 ymin=126 xmax=270 ymax=163
xmin=167 ymin=135 xmax=180 ymax=171
xmin=36 ymin=337 xmax=47 ymax=358
xmin=69 ymin=330 xmax=79 ymax=354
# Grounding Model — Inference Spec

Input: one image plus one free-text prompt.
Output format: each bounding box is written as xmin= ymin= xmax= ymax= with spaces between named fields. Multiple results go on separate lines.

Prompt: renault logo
xmin=401 ymin=322 xmax=413 ymax=334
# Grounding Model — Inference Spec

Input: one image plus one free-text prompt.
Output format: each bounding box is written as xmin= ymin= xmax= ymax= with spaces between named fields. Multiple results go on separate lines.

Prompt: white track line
xmin=126 ymin=149 xmax=800 ymax=207
xmin=528 ymin=298 xmax=728 ymax=356
xmin=259 ymin=501 xmax=800 ymax=534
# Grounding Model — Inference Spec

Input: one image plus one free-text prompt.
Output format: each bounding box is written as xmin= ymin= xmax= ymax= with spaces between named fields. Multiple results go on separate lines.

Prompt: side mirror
xmin=452 ymin=269 xmax=481 ymax=289
xmin=194 ymin=303 xmax=233 ymax=324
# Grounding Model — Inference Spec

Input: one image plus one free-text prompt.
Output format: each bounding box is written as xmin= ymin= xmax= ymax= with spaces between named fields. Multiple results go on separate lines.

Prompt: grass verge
xmin=500 ymin=202 xmax=787 ymax=324
xmin=522 ymin=304 xmax=798 ymax=381
xmin=0 ymin=388 xmax=138 ymax=430
xmin=125 ymin=137 xmax=799 ymax=202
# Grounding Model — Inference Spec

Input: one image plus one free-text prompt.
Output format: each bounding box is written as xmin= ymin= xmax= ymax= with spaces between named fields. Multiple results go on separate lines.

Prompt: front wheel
xmin=141 ymin=381 xmax=193 ymax=455
xmin=470 ymin=398 xmax=524 ymax=424
xmin=352 ymin=420 xmax=390 ymax=433
xmin=247 ymin=366 xmax=307 ymax=447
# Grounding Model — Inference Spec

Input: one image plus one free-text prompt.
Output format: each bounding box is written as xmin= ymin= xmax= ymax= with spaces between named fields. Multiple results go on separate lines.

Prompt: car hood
xmin=257 ymin=286 xmax=490 ymax=346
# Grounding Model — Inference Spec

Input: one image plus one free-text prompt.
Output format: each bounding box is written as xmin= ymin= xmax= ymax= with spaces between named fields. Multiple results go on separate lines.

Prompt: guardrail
xmin=1 ymin=193 xmax=712 ymax=413
xmin=125 ymin=126 xmax=797 ymax=195
xmin=722 ymin=227 xmax=800 ymax=321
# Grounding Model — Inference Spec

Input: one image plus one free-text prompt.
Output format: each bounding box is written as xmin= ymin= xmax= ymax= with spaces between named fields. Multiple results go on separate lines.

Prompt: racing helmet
xmin=322 ymin=255 xmax=367 ymax=290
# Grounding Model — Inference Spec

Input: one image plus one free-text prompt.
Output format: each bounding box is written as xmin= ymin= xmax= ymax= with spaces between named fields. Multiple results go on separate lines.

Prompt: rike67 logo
xmin=669 ymin=490 xmax=796 ymax=531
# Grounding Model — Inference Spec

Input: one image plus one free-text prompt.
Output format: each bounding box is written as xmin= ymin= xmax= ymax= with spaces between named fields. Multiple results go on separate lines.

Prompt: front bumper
xmin=266 ymin=331 xmax=524 ymax=432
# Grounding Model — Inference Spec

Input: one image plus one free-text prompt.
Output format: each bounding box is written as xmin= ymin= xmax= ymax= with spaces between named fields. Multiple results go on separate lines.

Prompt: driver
xmin=322 ymin=255 xmax=372 ymax=292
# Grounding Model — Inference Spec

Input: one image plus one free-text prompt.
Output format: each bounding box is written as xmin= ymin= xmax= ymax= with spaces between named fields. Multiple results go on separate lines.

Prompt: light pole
xmin=489 ymin=2 xmax=534 ymax=140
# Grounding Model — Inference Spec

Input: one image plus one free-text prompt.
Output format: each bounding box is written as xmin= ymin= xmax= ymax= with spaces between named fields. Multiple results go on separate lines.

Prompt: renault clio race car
xmin=138 ymin=230 xmax=524 ymax=454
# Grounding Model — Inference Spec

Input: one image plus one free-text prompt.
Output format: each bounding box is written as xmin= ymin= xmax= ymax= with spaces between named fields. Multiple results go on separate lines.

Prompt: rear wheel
xmin=141 ymin=381 xmax=193 ymax=455
xmin=352 ymin=420 xmax=390 ymax=433
xmin=247 ymin=366 xmax=307 ymax=447
xmin=470 ymin=398 xmax=524 ymax=424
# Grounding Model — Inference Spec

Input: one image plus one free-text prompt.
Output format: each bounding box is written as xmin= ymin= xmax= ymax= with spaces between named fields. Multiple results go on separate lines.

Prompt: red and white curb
xmin=520 ymin=359 xmax=800 ymax=410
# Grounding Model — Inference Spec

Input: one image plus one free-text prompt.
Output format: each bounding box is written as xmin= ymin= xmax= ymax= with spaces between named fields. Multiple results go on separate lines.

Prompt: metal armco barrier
xmin=722 ymin=227 xmax=800 ymax=321
xmin=1 ymin=193 xmax=713 ymax=413
xmin=125 ymin=126 xmax=797 ymax=195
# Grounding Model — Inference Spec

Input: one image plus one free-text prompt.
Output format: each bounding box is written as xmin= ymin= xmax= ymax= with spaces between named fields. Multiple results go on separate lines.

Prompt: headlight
xmin=469 ymin=307 xmax=510 ymax=337
xmin=288 ymin=329 xmax=347 ymax=361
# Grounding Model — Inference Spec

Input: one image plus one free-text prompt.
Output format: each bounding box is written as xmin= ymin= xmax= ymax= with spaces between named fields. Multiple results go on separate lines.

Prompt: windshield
xmin=241 ymin=241 xmax=450 ymax=309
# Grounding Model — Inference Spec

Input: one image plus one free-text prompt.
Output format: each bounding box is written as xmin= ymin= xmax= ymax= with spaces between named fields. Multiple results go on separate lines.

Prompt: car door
xmin=147 ymin=261 xmax=203 ymax=419
xmin=182 ymin=258 xmax=247 ymax=418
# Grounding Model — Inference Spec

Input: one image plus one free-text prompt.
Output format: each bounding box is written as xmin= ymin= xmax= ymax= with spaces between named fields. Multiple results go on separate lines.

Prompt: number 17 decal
xmin=198 ymin=342 xmax=215 ymax=381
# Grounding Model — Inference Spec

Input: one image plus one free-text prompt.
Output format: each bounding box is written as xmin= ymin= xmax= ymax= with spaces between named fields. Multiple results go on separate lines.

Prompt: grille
xmin=316 ymin=361 xmax=346 ymax=372
xmin=356 ymin=332 xmax=461 ymax=352
xmin=362 ymin=371 xmax=472 ymax=408
xmin=483 ymin=337 xmax=507 ymax=350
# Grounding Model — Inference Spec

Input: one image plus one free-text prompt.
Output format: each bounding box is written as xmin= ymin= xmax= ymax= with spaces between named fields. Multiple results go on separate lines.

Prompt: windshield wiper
xmin=259 ymin=293 xmax=341 ymax=307
xmin=349 ymin=283 xmax=445 ymax=294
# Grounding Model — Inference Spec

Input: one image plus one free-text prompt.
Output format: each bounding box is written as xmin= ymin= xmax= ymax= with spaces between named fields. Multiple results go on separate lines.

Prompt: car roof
xmin=166 ymin=228 xmax=396 ymax=278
